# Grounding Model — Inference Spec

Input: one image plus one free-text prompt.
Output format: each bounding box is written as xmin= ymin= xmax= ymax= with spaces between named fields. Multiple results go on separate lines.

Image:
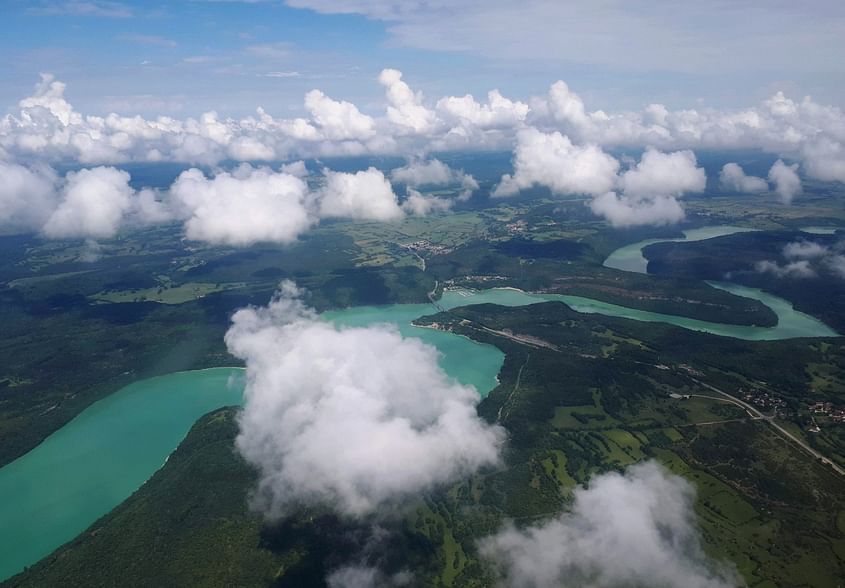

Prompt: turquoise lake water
xmin=0 ymin=230 xmax=840 ymax=580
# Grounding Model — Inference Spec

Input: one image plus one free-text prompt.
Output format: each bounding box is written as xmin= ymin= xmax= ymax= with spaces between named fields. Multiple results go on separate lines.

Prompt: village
xmin=809 ymin=401 xmax=845 ymax=423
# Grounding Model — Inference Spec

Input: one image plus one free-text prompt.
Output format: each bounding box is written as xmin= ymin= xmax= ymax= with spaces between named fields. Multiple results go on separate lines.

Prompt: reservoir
xmin=0 ymin=239 xmax=839 ymax=580
xmin=602 ymin=225 xmax=756 ymax=274
xmin=0 ymin=299 xmax=507 ymax=582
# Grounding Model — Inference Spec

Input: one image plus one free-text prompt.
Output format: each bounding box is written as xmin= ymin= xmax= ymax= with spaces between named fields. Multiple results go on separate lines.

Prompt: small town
xmin=809 ymin=401 xmax=845 ymax=423
xmin=402 ymin=239 xmax=454 ymax=256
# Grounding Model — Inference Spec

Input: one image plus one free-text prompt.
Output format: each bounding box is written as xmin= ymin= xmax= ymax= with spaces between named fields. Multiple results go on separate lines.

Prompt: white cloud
xmin=436 ymin=90 xmax=529 ymax=130
xmin=391 ymin=158 xmax=453 ymax=186
xmin=0 ymin=161 xmax=58 ymax=232
xmin=327 ymin=565 xmax=412 ymax=588
xmin=494 ymin=133 xmax=704 ymax=226
xmin=3 ymin=71 xmax=845 ymax=236
xmin=586 ymin=148 xmax=705 ymax=227
xmin=304 ymin=89 xmax=376 ymax=141
xmin=42 ymin=166 xmax=134 ymax=239
xmin=541 ymin=81 xmax=593 ymax=137
xmin=401 ymin=188 xmax=453 ymax=215
xmin=825 ymin=255 xmax=845 ymax=279
xmin=378 ymin=69 xmax=437 ymax=135
xmin=281 ymin=159 xmax=309 ymax=176
xmin=133 ymin=188 xmax=173 ymax=225
xmin=227 ymin=136 xmax=276 ymax=161
xmin=768 ymin=160 xmax=802 ymax=204
xmin=225 ymin=281 xmax=506 ymax=518
xmin=318 ymin=167 xmax=405 ymax=221
xmin=0 ymin=158 xmax=448 ymax=244
xmin=493 ymin=128 xmax=619 ymax=198
xmin=327 ymin=566 xmax=381 ymax=588
xmin=719 ymin=163 xmax=768 ymax=193
xmin=590 ymin=192 xmax=685 ymax=228
xmin=755 ymin=259 xmax=816 ymax=278
xmin=480 ymin=461 xmax=740 ymax=588
xmin=783 ymin=240 xmax=829 ymax=260
xmin=391 ymin=158 xmax=478 ymax=199
xmin=750 ymin=238 xmax=845 ymax=281
xmin=754 ymin=239 xmax=845 ymax=279
xmin=620 ymin=148 xmax=706 ymax=199
xmin=4 ymin=70 xmax=845 ymax=190
xmin=801 ymin=137 xmax=845 ymax=183
xmin=169 ymin=164 xmax=314 ymax=246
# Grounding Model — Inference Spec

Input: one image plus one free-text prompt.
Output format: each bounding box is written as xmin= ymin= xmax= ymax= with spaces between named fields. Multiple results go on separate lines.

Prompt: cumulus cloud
xmin=401 ymin=188 xmax=453 ymax=215
xmin=620 ymin=148 xmax=706 ymax=199
xmin=318 ymin=167 xmax=405 ymax=221
xmin=802 ymin=137 xmax=845 ymax=183
xmin=304 ymin=89 xmax=376 ymax=141
xmin=281 ymin=159 xmax=309 ymax=177
xmin=494 ymin=131 xmax=704 ymax=226
xmin=225 ymin=281 xmax=505 ymax=518
xmin=755 ymin=259 xmax=816 ymax=279
xmin=493 ymin=128 xmax=619 ymax=198
xmin=590 ymin=192 xmax=685 ymax=228
xmin=169 ymin=165 xmax=314 ymax=246
xmin=391 ymin=158 xmax=478 ymax=200
xmin=0 ymin=160 xmax=174 ymax=239
xmin=756 ymin=239 xmax=845 ymax=280
xmin=42 ymin=166 xmax=134 ymax=239
xmin=0 ymin=161 xmax=58 ymax=232
xmin=768 ymin=160 xmax=802 ymax=204
xmin=436 ymin=89 xmax=529 ymax=130
xmin=378 ymin=68 xmax=437 ymax=135
xmin=586 ymin=148 xmax=705 ymax=227
xmin=783 ymin=240 xmax=829 ymax=260
xmin=480 ymin=461 xmax=740 ymax=588
xmin=0 ymin=156 xmax=444 ymax=244
xmin=719 ymin=163 xmax=768 ymax=193
xmin=4 ymin=69 xmax=845 ymax=237
xmin=541 ymin=80 xmax=593 ymax=137
xmin=4 ymin=70 xmax=845 ymax=190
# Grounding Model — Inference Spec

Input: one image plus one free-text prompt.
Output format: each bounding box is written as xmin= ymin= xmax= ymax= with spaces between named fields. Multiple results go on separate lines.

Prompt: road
xmin=498 ymin=353 xmax=530 ymax=422
xmin=689 ymin=377 xmax=845 ymax=477
xmin=427 ymin=280 xmax=445 ymax=312
xmin=419 ymin=306 xmax=845 ymax=477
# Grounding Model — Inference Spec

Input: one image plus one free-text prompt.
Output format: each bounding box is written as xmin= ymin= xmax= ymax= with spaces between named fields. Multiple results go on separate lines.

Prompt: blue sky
xmin=2 ymin=0 xmax=844 ymax=118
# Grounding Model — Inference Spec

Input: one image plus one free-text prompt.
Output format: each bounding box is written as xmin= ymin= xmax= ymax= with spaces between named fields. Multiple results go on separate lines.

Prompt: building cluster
xmin=809 ymin=401 xmax=845 ymax=423
xmin=445 ymin=275 xmax=509 ymax=285
xmin=403 ymin=240 xmax=453 ymax=255
xmin=677 ymin=363 xmax=704 ymax=377
xmin=505 ymin=220 xmax=527 ymax=234
xmin=740 ymin=387 xmax=789 ymax=414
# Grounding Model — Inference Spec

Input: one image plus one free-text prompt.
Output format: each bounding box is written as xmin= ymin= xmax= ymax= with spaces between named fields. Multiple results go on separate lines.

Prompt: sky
xmin=2 ymin=0 xmax=845 ymax=117
xmin=1 ymin=0 xmax=845 ymax=236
